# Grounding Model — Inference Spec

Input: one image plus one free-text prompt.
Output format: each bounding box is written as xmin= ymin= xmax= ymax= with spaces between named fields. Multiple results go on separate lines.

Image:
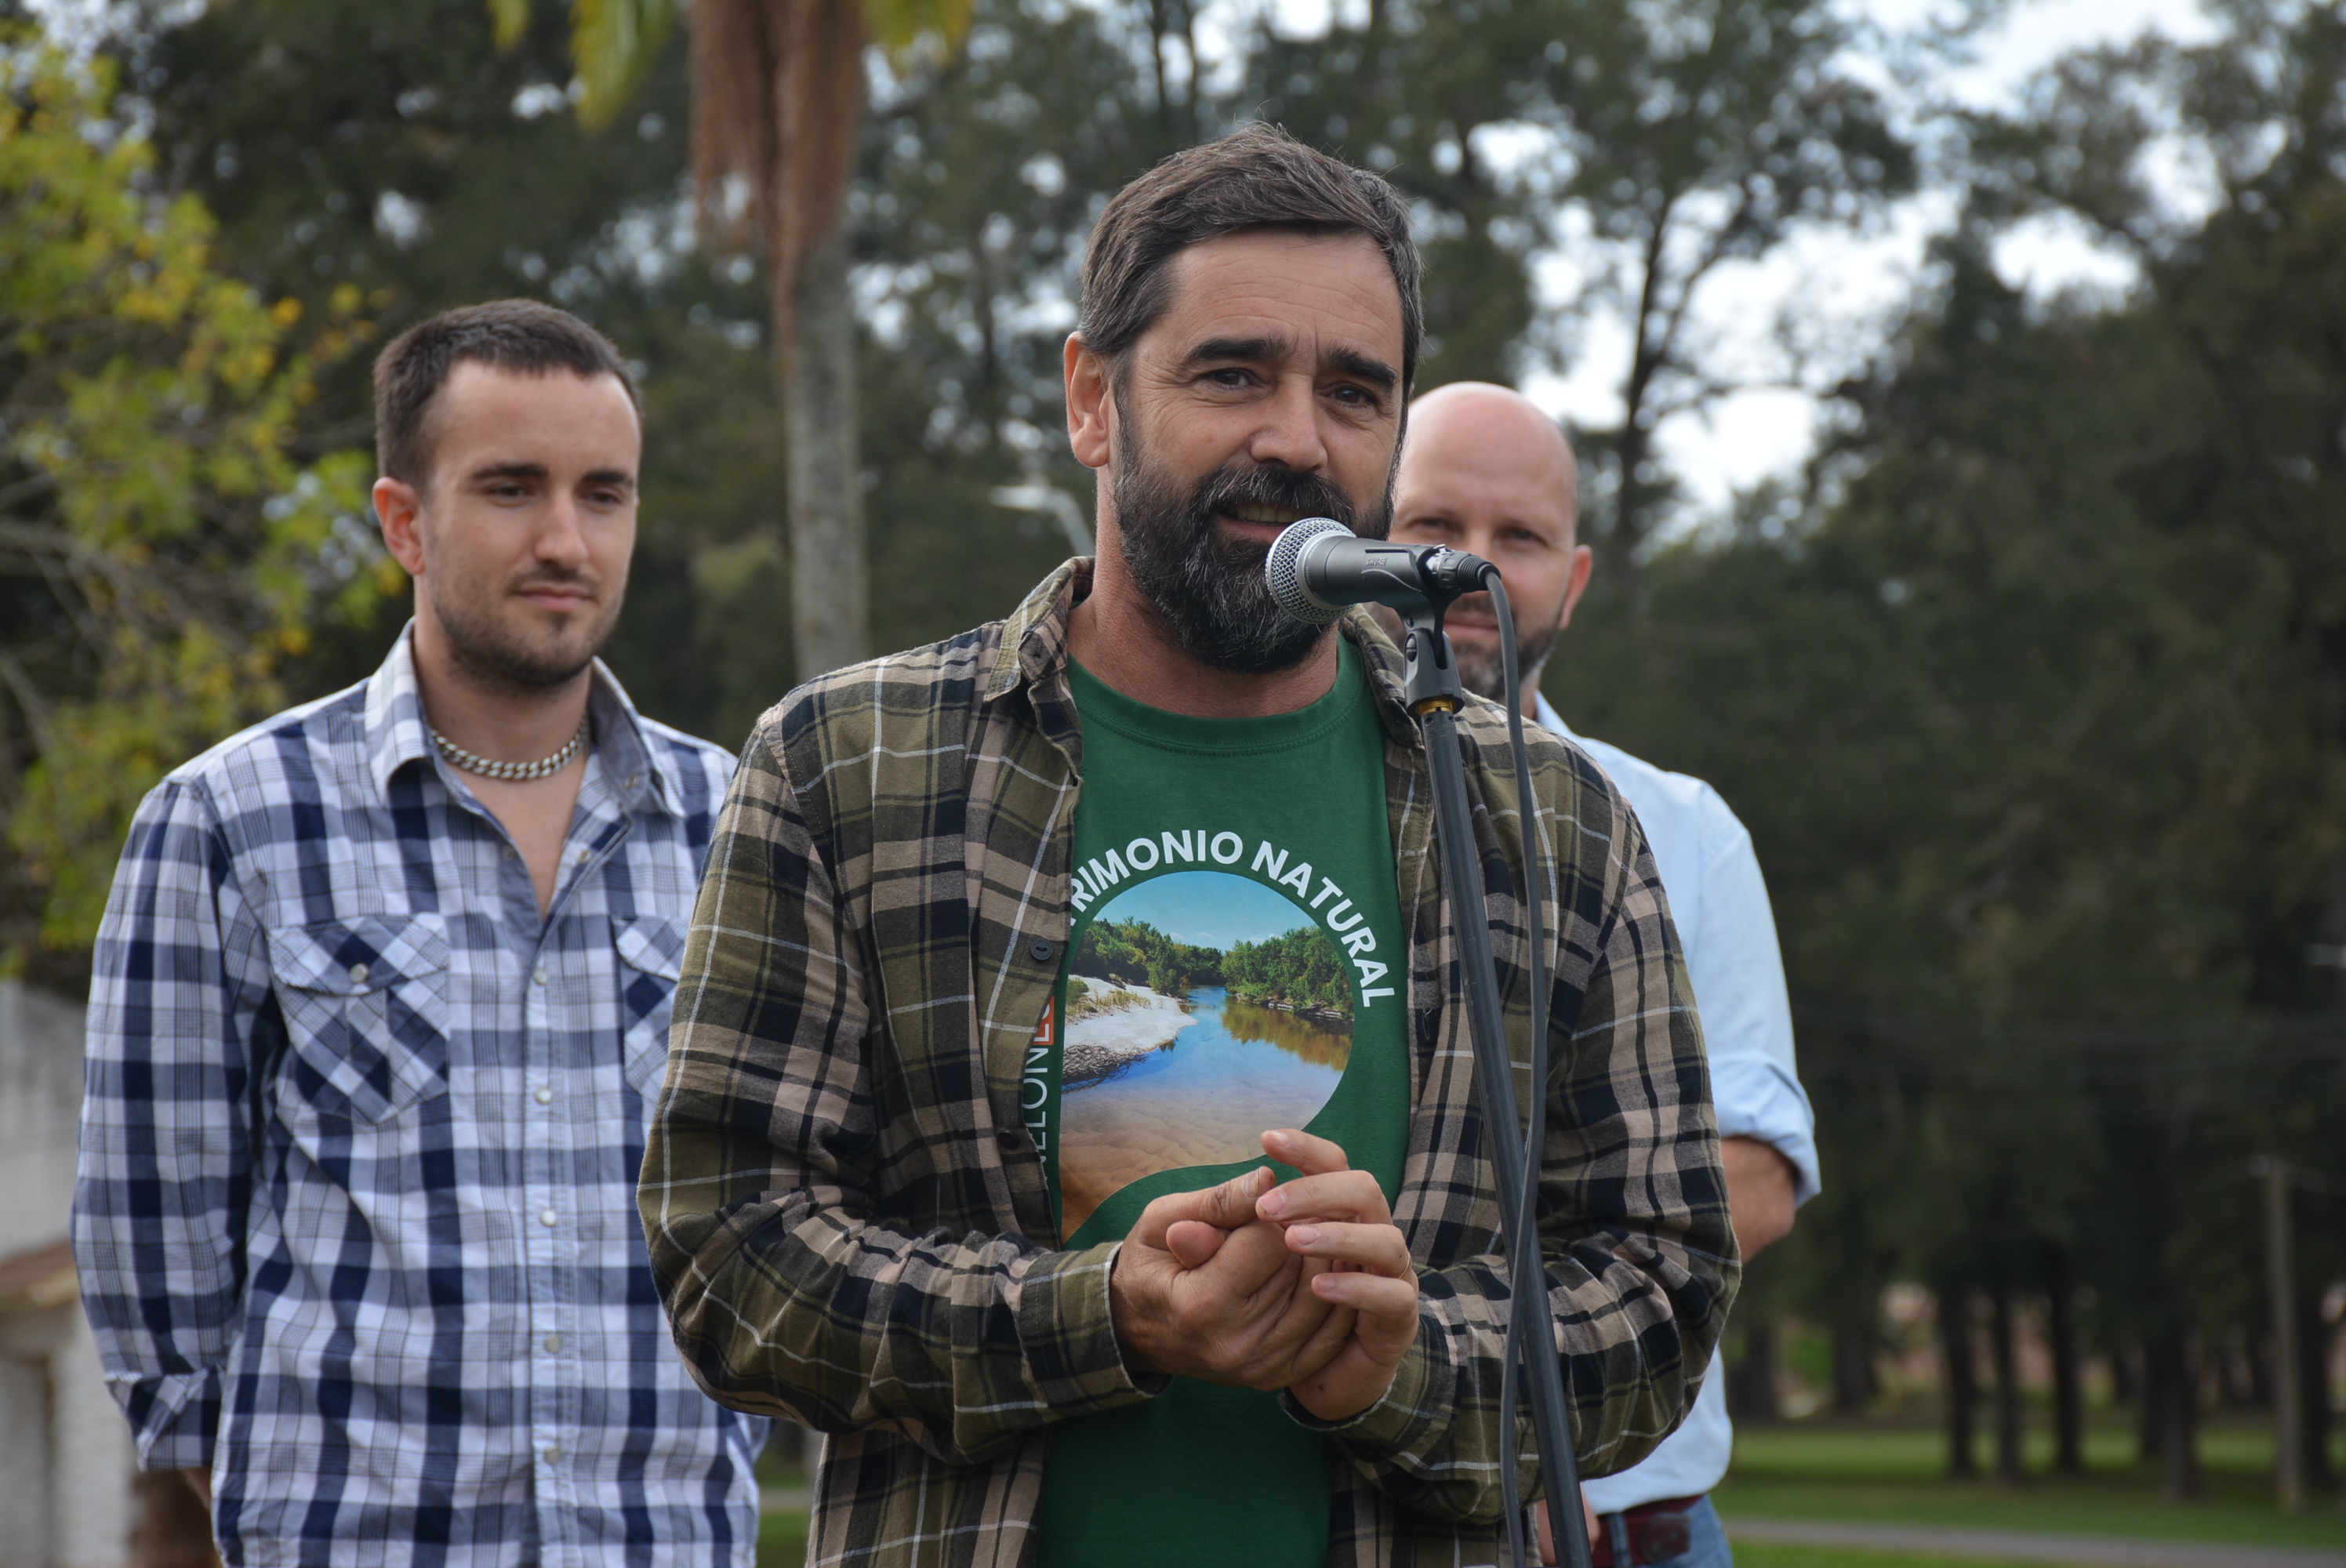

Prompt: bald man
xmin=1390 ymin=384 xmax=1821 ymax=1568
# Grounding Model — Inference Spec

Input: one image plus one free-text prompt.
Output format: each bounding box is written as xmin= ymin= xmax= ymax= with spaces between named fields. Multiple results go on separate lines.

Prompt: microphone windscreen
xmin=1265 ymin=517 xmax=1350 ymax=626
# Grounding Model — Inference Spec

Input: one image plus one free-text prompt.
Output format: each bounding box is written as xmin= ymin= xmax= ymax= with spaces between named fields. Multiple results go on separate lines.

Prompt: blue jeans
xmin=1597 ymin=1495 xmax=1731 ymax=1567
xmin=1677 ymin=1497 xmax=1731 ymax=1566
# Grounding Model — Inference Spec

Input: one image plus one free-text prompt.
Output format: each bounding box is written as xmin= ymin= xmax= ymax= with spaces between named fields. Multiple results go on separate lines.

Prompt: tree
xmin=498 ymin=0 xmax=973 ymax=681
xmin=1556 ymin=0 xmax=2346 ymax=1486
xmin=1242 ymin=0 xmax=1915 ymax=581
xmin=0 ymin=39 xmax=389 ymax=977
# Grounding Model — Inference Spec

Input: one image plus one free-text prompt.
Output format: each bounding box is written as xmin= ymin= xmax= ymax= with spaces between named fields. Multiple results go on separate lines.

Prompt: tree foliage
xmin=1076 ymin=917 xmax=1222 ymax=996
xmin=0 ymin=39 xmax=388 ymax=973
xmin=1223 ymin=925 xmax=1352 ymax=1018
xmin=1563 ymin=0 xmax=2346 ymax=1479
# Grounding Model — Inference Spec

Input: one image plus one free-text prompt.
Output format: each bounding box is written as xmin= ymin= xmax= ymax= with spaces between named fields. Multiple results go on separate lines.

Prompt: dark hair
xmin=1080 ymin=124 xmax=1424 ymax=393
xmin=372 ymin=299 xmax=640 ymax=488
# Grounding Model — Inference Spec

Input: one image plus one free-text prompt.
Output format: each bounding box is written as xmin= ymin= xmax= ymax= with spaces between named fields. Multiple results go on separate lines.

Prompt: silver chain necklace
xmin=430 ymin=715 xmax=590 ymax=782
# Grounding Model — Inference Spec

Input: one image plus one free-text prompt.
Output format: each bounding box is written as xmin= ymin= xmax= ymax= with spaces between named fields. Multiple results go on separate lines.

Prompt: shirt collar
xmin=987 ymin=557 xmax=1422 ymax=749
xmin=362 ymin=622 xmax=683 ymax=817
xmin=1533 ymin=691 xmax=1574 ymax=740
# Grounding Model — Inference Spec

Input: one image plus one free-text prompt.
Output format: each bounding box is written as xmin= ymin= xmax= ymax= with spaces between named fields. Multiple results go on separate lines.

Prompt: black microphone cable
xmin=1481 ymin=568 xmax=1564 ymax=1568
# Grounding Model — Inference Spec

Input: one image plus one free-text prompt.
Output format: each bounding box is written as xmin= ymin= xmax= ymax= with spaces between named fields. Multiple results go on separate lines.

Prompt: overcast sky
xmin=30 ymin=0 xmax=2224 ymax=522
xmin=1522 ymin=0 xmax=2222 ymax=516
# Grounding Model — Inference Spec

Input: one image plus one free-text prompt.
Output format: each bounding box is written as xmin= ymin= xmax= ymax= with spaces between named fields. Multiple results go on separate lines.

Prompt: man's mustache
xmin=1194 ymin=464 xmax=1357 ymax=533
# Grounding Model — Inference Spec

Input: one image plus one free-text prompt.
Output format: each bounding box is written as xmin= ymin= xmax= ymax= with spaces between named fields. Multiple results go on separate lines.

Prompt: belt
xmin=1587 ymin=1495 xmax=1702 ymax=1567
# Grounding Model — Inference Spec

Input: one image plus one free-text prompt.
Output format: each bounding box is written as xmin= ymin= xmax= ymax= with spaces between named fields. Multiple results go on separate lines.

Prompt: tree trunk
xmin=1832 ymin=1315 xmax=1874 ymax=1416
xmin=2260 ymin=1160 xmax=2303 ymax=1508
xmin=1727 ymin=1316 xmax=1780 ymax=1425
xmin=1989 ymin=1280 xmax=2026 ymax=1483
xmin=2144 ymin=1329 xmax=2203 ymax=1500
xmin=784 ymin=226 xmax=870 ymax=682
xmin=2111 ymin=1341 xmax=2138 ymax=1406
xmin=1941 ymin=1288 xmax=1978 ymax=1479
xmin=2298 ymin=1291 xmax=2335 ymax=1491
xmin=2047 ymin=1251 xmax=2084 ymax=1475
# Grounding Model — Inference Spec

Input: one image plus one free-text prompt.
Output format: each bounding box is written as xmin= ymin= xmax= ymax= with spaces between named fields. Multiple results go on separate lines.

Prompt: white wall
xmin=0 ymin=982 xmax=86 ymax=1261
xmin=0 ymin=981 xmax=135 ymax=1568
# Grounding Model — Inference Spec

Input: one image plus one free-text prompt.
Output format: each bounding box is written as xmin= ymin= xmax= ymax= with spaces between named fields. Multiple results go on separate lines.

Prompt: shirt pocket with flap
xmin=614 ymin=913 xmax=685 ymax=1100
xmin=266 ymin=913 xmax=453 ymax=1124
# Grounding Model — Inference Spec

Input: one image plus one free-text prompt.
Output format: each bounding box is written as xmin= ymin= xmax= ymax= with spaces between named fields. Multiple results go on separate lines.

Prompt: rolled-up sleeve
xmin=71 ymin=778 xmax=271 ymax=1472
xmin=1686 ymin=789 xmax=1818 ymax=1202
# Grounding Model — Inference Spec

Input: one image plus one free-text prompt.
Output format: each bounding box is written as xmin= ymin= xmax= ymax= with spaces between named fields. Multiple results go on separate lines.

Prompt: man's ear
xmin=1065 ymin=334 xmax=1114 ymax=471
xmin=373 ymin=477 xmax=429 ymax=579
xmin=1557 ymin=543 xmax=1595 ymax=632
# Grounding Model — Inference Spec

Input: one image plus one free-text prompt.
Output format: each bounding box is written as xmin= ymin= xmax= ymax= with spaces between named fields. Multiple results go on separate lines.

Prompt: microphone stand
xmin=1393 ymin=590 xmax=1594 ymax=1568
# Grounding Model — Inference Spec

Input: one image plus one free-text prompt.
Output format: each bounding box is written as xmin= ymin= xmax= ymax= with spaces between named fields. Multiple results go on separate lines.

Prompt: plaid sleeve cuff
xmin=118 ymin=1367 xmax=220 ymax=1472
xmin=1018 ymin=1240 xmax=1170 ymax=1409
xmin=1278 ymin=1307 xmax=1453 ymax=1454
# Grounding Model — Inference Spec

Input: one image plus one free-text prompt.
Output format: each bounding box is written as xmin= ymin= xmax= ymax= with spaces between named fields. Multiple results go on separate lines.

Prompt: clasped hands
xmin=1106 ymin=1127 xmax=1418 ymax=1422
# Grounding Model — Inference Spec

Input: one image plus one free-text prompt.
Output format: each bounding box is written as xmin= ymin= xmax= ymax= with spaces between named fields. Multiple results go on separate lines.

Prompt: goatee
xmin=1450 ymin=604 xmax=1560 ymax=705
xmin=429 ymin=571 xmax=616 ymax=701
xmin=1111 ymin=438 xmax=1392 ymax=676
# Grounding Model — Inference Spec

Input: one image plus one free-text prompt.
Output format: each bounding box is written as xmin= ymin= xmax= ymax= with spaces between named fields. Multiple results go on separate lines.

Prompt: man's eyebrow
xmin=581 ymin=467 xmax=637 ymax=489
xmin=1185 ymin=335 xmax=1291 ymax=367
xmin=466 ymin=461 xmax=548 ymax=485
xmin=1324 ymin=348 xmax=1399 ymax=394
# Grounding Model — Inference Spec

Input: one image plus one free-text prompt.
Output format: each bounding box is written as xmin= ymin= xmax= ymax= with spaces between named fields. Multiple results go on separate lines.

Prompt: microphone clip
xmin=1396 ymin=594 xmax=1469 ymax=719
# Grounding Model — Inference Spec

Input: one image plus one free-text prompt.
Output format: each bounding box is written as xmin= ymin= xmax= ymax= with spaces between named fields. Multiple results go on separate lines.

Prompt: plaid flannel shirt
xmin=641 ymin=561 xmax=1736 ymax=1568
xmin=73 ymin=628 xmax=768 ymax=1566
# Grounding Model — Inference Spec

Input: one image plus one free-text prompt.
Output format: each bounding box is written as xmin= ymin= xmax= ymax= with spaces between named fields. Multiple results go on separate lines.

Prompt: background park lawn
xmin=1718 ymin=1417 xmax=2346 ymax=1554
xmin=753 ymin=1414 xmax=2346 ymax=1567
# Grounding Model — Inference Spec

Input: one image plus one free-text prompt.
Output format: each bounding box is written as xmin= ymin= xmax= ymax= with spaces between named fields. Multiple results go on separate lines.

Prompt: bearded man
xmin=641 ymin=127 xmax=1735 ymax=1568
xmin=74 ymin=300 xmax=767 ymax=1563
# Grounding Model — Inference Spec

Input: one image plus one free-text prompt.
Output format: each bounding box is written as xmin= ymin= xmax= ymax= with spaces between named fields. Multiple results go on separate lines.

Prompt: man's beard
xmin=1111 ymin=430 xmax=1393 ymax=676
xmin=1451 ymin=603 xmax=1561 ymax=705
xmin=427 ymin=567 xmax=621 ymax=701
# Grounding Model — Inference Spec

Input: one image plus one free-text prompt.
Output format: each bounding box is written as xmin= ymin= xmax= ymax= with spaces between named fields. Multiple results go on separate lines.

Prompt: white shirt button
xmin=544 ymin=1446 xmax=561 ymax=1464
xmin=539 ymin=1208 xmax=558 ymax=1227
xmin=574 ymin=848 xmax=590 ymax=866
xmin=532 ymin=965 xmax=549 ymax=985
xmin=503 ymin=844 xmax=517 ymax=860
xmin=347 ymin=963 xmax=369 ymax=985
xmin=543 ymin=1333 xmax=563 ymax=1353
xmin=534 ymin=1085 xmax=553 ymax=1105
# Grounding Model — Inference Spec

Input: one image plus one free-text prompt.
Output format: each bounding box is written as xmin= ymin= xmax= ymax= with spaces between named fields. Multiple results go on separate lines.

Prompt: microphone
xmin=1264 ymin=516 xmax=1494 ymax=625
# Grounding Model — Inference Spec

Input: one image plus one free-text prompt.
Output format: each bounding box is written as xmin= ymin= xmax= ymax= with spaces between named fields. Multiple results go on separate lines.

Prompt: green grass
xmin=758 ymin=1509 xmax=809 ymax=1568
xmin=752 ymin=1417 xmax=2346 ymax=1566
xmin=1733 ymin=1544 xmax=2061 ymax=1568
xmin=1716 ymin=1418 xmax=2346 ymax=1553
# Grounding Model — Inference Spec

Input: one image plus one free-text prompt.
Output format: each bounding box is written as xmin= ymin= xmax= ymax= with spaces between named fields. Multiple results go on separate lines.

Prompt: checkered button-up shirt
xmin=642 ymin=561 xmax=1737 ymax=1568
xmin=73 ymin=627 xmax=768 ymax=1566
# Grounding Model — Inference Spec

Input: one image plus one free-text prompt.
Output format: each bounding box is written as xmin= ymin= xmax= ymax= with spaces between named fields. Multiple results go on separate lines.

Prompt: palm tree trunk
xmin=784 ymin=225 xmax=870 ymax=681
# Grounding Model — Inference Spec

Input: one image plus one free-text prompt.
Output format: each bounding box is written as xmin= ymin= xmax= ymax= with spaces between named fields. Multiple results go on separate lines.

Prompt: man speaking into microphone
xmin=641 ymin=126 xmax=1735 ymax=1568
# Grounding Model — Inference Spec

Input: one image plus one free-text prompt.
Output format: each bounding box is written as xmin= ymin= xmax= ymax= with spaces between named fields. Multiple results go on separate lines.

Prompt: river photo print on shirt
xmin=1037 ymin=841 xmax=1396 ymax=1238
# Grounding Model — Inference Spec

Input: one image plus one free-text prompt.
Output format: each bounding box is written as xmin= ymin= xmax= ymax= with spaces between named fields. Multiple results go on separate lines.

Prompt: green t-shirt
xmin=1032 ymin=640 xmax=1410 ymax=1568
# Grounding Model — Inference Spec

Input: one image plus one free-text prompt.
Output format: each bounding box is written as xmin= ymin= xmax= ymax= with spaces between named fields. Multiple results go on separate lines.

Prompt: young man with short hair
xmin=74 ymin=299 xmax=767 ymax=1563
xmin=642 ymin=129 xmax=1737 ymax=1568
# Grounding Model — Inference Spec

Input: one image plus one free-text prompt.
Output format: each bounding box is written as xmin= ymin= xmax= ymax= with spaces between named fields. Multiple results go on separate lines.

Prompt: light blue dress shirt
xmin=1536 ymin=696 xmax=1819 ymax=1513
